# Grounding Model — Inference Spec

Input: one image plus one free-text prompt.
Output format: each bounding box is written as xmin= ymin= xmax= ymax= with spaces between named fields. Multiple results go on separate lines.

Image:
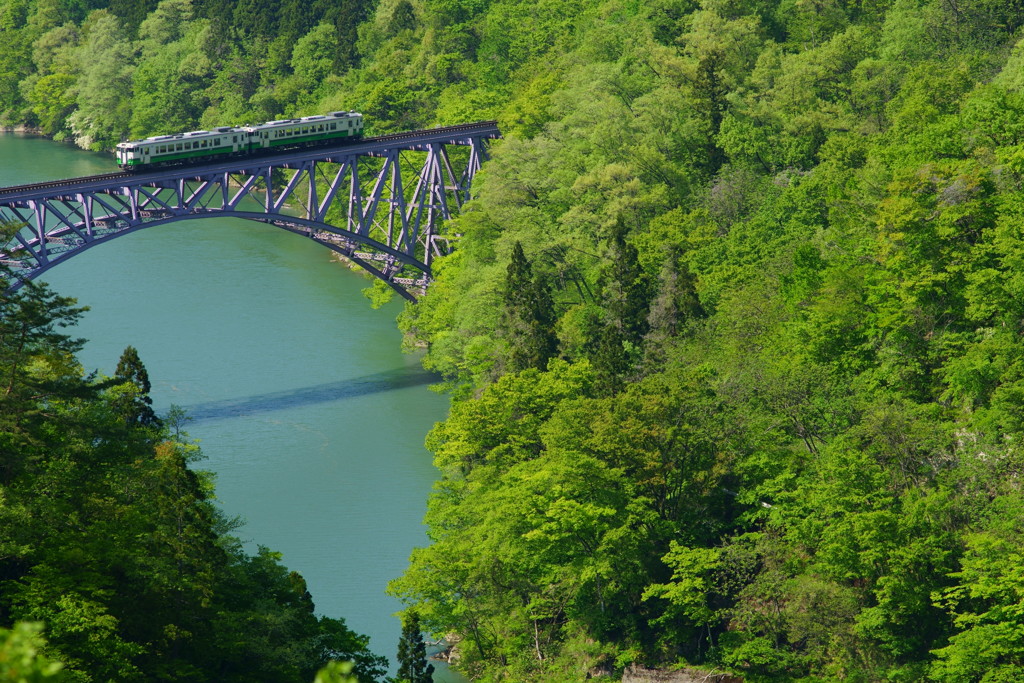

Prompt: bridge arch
xmin=20 ymin=211 xmax=433 ymax=302
xmin=0 ymin=121 xmax=501 ymax=301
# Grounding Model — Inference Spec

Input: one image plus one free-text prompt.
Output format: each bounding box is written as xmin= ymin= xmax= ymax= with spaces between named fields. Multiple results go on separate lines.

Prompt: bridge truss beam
xmin=0 ymin=121 xmax=501 ymax=301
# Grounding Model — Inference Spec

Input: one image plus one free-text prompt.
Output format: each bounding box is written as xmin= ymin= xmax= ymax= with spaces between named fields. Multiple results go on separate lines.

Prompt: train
xmin=115 ymin=110 xmax=364 ymax=170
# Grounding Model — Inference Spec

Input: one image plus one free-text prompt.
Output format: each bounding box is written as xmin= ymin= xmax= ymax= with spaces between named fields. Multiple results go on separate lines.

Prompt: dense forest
xmin=3 ymin=0 xmax=1024 ymax=680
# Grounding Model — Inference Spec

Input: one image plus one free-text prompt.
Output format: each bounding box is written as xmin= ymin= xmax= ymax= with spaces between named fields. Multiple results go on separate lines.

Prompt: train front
xmin=115 ymin=141 xmax=142 ymax=170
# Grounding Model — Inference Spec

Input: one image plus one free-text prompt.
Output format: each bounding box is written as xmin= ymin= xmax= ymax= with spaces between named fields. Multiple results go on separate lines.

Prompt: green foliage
xmin=376 ymin=0 xmax=1024 ymax=677
xmin=313 ymin=660 xmax=358 ymax=683
xmin=10 ymin=0 xmax=1024 ymax=678
xmin=0 ymin=622 xmax=66 ymax=681
xmin=0 ymin=279 xmax=387 ymax=681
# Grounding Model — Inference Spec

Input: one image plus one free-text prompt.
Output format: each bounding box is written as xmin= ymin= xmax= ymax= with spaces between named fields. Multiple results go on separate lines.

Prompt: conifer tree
xmin=592 ymin=322 xmax=629 ymax=397
xmin=395 ymin=610 xmax=434 ymax=683
xmin=602 ymin=222 xmax=651 ymax=347
xmin=502 ymin=242 xmax=558 ymax=372
xmin=644 ymin=247 xmax=704 ymax=368
xmin=113 ymin=345 xmax=160 ymax=427
xmin=591 ymin=222 xmax=652 ymax=393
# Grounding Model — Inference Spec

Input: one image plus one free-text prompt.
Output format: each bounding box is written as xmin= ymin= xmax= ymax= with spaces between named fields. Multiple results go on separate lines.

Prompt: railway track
xmin=0 ymin=121 xmax=500 ymax=197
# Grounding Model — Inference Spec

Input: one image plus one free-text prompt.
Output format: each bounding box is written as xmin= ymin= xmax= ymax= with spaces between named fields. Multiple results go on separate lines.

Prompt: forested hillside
xmin=3 ymin=0 xmax=1024 ymax=680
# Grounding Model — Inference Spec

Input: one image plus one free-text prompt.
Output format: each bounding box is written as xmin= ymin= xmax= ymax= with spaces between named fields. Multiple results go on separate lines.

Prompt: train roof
xmin=117 ymin=112 xmax=362 ymax=147
xmin=130 ymin=128 xmax=238 ymax=144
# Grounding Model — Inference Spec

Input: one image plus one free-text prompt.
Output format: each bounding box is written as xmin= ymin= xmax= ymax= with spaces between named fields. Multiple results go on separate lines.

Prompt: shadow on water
xmin=180 ymin=367 xmax=439 ymax=422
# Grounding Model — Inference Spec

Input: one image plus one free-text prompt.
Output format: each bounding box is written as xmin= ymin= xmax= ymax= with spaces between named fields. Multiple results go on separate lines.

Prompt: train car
xmin=115 ymin=111 xmax=364 ymax=170
xmin=245 ymin=111 xmax=364 ymax=151
xmin=115 ymin=127 xmax=247 ymax=169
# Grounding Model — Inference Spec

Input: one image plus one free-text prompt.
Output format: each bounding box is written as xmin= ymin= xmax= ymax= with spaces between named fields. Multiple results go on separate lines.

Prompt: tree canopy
xmin=6 ymin=0 xmax=1024 ymax=679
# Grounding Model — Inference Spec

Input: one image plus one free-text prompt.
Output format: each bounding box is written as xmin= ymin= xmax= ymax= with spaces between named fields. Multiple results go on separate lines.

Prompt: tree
xmin=0 ymin=272 xmax=89 ymax=483
xmin=107 ymin=0 xmax=160 ymax=36
xmin=68 ymin=10 xmax=135 ymax=149
xmin=112 ymin=345 xmax=160 ymax=427
xmin=290 ymin=22 xmax=336 ymax=94
xmin=394 ymin=610 xmax=434 ymax=683
xmin=591 ymin=322 xmax=629 ymax=397
xmin=501 ymin=242 xmax=558 ymax=373
xmin=644 ymin=247 xmax=704 ymax=369
xmin=601 ymin=222 xmax=651 ymax=347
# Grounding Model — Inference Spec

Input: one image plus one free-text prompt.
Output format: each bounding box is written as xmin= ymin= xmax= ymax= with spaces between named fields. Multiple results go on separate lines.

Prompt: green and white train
xmin=115 ymin=111 xmax=364 ymax=170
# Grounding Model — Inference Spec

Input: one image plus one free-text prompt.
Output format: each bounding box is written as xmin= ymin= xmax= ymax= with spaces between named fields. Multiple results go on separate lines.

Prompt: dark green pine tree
xmin=602 ymin=221 xmax=652 ymax=347
xmin=113 ymin=345 xmax=161 ymax=427
xmin=502 ymin=242 xmax=558 ymax=373
xmin=643 ymin=247 xmax=704 ymax=369
xmin=589 ymin=221 xmax=654 ymax=394
xmin=387 ymin=0 xmax=417 ymax=35
xmin=693 ymin=49 xmax=728 ymax=175
xmin=232 ymin=0 xmax=280 ymax=41
xmin=327 ymin=0 xmax=369 ymax=71
xmin=107 ymin=0 xmax=161 ymax=37
xmin=395 ymin=610 xmax=434 ymax=683
xmin=592 ymin=322 xmax=629 ymax=397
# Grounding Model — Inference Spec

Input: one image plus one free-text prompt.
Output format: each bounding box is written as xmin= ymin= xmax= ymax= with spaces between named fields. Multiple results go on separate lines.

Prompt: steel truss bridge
xmin=0 ymin=121 xmax=501 ymax=301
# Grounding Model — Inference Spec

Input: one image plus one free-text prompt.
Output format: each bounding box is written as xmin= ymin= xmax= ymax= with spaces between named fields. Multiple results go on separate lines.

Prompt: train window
xmin=201 ymin=140 xmax=207 ymax=147
xmin=176 ymin=144 xmax=182 ymax=151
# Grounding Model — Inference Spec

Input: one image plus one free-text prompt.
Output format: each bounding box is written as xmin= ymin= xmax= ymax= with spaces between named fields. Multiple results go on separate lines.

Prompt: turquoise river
xmin=1 ymin=133 xmax=461 ymax=681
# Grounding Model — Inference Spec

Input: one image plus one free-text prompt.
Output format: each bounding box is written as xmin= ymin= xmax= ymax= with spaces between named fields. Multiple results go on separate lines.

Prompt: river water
xmin=1 ymin=134 xmax=458 ymax=680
